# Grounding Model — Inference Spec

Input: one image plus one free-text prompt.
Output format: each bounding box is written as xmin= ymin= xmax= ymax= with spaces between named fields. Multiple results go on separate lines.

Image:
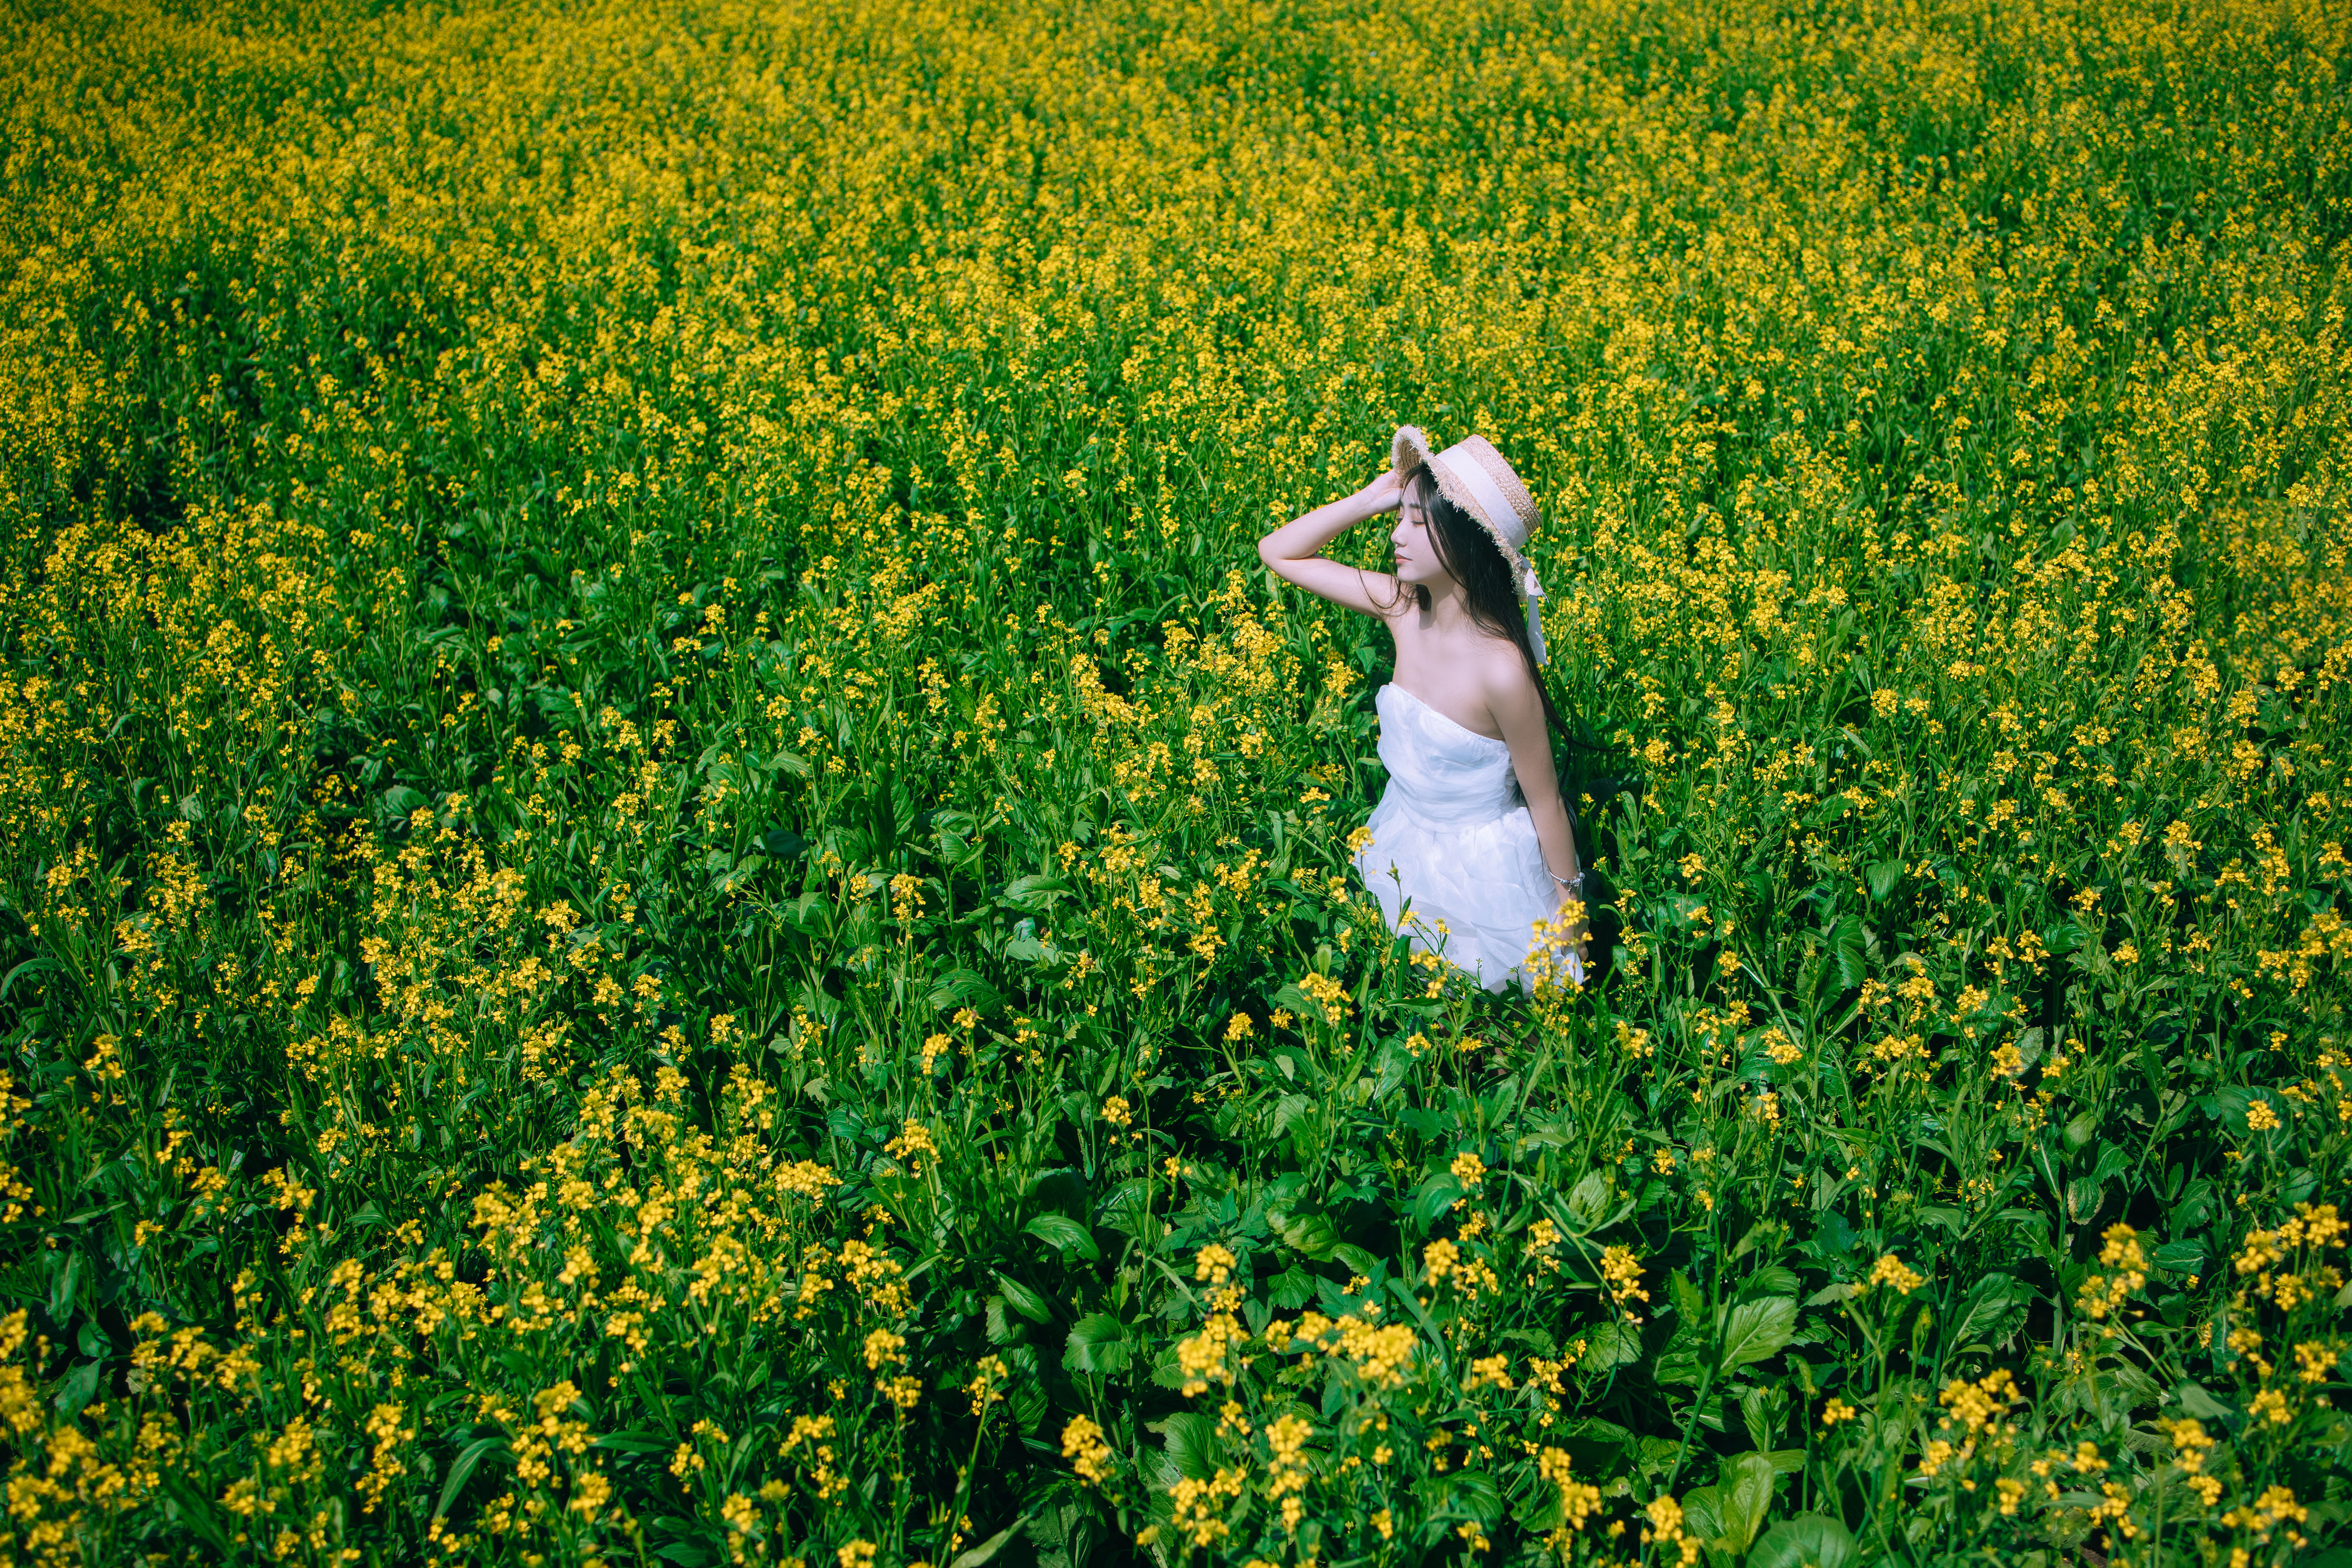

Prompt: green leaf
xmin=930 ymin=969 xmax=1005 ymax=1013
xmin=1150 ymin=1411 xmax=1218 ymax=1479
xmin=1063 ymin=1313 xmax=1133 ymax=1375
xmin=1866 ymin=859 xmax=1903 ymax=901
xmin=1278 ymin=1209 xmax=1340 ymax=1261
xmin=1416 ymin=1468 xmax=1503 ymax=1522
xmin=1679 ymin=1486 xmax=1725 ymax=1545
xmin=1096 ymin=1179 xmax=1150 ymax=1235
xmin=1720 ymin=1451 xmax=1776 ymax=1551
xmin=992 ymin=1272 xmax=1054 ymax=1324
xmin=1915 ymin=1204 xmax=1965 ymax=1235
xmin=1719 ymin=1296 xmax=1797 ymax=1368
xmin=52 ymin=1360 xmax=100 ymax=1415
xmin=436 ymin=1435 xmax=506 ymax=1518
xmin=1750 ymin=1514 xmax=1858 ymax=1568
xmin=2175 ymin=1380 xmax=2234 ymax=1420
xmin=1582 ymin=1321 xmax=1643 ymax=1369
xmin=1024 ymin=1212 xmax=1099 ymax=1261
xmin=1951 ymin=1272 xmax=2029 ymax=1347
xmin=1412 ymin=1174 xmax=1464 ymax=1229
xmin=998 ymin=875 xmax=1073 ymax=912
xmin=1827 ymin=915 xmax=1867 ymax=989
xmin=160 ymin=1473 xmax=235 ymax=1554
xmin=1565 ymin=1169 xmax=1611 ymax=1230
xmin=951 ymin=1518 xmax=1026 ymax=1568
xmin=1653 ymin=1346 xmax=1707 ymax=1387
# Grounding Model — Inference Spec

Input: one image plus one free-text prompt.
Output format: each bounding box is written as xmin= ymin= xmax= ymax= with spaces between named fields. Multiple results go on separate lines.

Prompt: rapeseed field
xmin=2 ymin=0 xmax=2349 ymax=1561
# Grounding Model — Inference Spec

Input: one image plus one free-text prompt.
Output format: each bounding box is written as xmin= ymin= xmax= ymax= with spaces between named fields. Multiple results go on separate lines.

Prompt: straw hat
xmin=1391 ymin=426 xmax=1550 ymax=663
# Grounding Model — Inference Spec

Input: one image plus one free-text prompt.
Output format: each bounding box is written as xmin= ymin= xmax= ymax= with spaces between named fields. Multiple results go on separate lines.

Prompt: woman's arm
xmin=1487 ymin=661 xmax=1590 ymax=954
xmin=1257 ymin=470 xmax=1406 ymax=617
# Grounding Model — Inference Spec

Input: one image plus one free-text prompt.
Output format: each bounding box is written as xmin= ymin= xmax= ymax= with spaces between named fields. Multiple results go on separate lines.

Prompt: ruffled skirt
xmin=1351 ymin=794 xmax=1583 ymax=995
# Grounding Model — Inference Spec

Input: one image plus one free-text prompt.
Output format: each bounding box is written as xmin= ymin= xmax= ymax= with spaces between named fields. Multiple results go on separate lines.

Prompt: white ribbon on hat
xmin=1432 ymin=448 xmax=1548 ymax=666
xmin=1523 ymin=570 xmax=1547 ymax=666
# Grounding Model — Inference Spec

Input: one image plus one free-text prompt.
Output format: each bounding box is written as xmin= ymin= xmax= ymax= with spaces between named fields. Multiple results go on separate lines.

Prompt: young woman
xmin=1258 ymin=426 xmax=1588 ymax=994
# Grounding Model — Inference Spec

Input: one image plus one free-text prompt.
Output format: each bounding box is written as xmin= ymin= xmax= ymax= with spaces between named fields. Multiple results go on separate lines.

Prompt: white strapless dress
xmin=1351 ymin=683 xmax=1584 ymax=995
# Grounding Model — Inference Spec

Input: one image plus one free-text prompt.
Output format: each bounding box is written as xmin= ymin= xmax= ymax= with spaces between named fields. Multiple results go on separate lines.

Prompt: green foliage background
xmin=2 ymin=0 xmax=2350 ymax=1563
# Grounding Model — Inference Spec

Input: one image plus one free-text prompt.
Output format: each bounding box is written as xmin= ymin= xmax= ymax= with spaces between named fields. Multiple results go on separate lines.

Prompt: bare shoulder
xmin=1473 ymin=636 xmax=1542 ymax=721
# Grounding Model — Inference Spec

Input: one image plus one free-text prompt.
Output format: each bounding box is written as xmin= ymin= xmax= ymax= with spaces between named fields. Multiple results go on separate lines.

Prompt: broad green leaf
xmin=436 ymin=1435 xmax=506 ymax=1519
xmin=951 ymin=1518 xmax=1026 ymax=1568
xmin=1720 ymin=1451 xmax=1776 ymax=1551
xmin=1565 ymin=1169 xmax=1611 ymax=1229
xmin=992 ymin=1272 xmax=1053 ymax=1324
xmin=52 ymin=1360 xmax=100 ymax=1415
xmin=1739 ymin=1389 xmax=1776 ymax=1452
xmin=1719 ymin=1296 xmax=1797 ymax=1368
xmin=1270 ymin=1092 xmax=1315 ymax=1135
xmin=1150 ymin=1412 xmax=1218 ymax=1480
xmin=1827 ymin=915 xmax=1867 ymax=989
xmin=929 ymin=969 xmax=1004 ymax=1013
xmin=1064 ymin=1313 xmax=1132 ymax=1375
xmin=1024 ymin=1212 xmax=1099 ymax=1260
xmin=1951 ymin=1272 xmax=2029 ymax=1347
xmin=999 ymin=874 xmax=1073 ymax=912
xmin=1678 ymin=1486 xmax=1725 ymax=1545
xmin=1582 ymin=1321 xmax=1643 ymax=1369
xmin=1667 ymin=1269 xmax=1705 ymax=1324
xmin=1750 ymin=1514 xmax=1858 ymax=1568
xmin=1415 ymin=1468 xmax=1503 ymax=1522
xmin=1096 ymin=1179 xmax=1150 ymax=1235
xmin=2175 ymin=1381 xmax=2234 ymax=1420
xmin=1278 ymin=1209 xmax=1340 ymax=1260
xmin=1915 ymin=1204 xmax=1965 ymax=1235
xmin=1412 ymin=1174 xmax=1464 ymax=1229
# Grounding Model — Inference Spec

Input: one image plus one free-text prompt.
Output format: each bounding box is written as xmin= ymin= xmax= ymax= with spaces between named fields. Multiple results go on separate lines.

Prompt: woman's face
xmin=1390 ymin=493 xmax=1455 ymax=590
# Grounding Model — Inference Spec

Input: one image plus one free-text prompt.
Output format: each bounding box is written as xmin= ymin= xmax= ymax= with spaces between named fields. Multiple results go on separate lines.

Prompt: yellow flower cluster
xmin=2077 ymin=1224 xmax=2150 ymax=1320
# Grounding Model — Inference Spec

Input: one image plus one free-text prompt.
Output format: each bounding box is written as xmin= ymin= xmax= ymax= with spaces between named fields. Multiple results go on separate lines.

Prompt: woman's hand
xmin=1553 ymin=889 xmax=1592 ymax=968
xmin=1534 ymin=883 xmax=1591 ymax=988
xmin=1358 ymin=467 xmax=1406 ymax=513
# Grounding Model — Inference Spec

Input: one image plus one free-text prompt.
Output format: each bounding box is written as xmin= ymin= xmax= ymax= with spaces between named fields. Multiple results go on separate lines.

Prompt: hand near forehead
xmin=1359 ymin=466 xmax=1407 ymax=512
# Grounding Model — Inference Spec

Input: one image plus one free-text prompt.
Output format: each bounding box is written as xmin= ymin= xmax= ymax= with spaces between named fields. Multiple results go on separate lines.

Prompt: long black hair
xmin=1397 ymin=465 xmax=1569 ymax=742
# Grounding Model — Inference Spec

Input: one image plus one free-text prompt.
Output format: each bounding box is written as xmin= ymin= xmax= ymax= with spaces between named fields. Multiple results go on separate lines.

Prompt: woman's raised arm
xmin=1257 ymin=470 xmax=1405 ymax=617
